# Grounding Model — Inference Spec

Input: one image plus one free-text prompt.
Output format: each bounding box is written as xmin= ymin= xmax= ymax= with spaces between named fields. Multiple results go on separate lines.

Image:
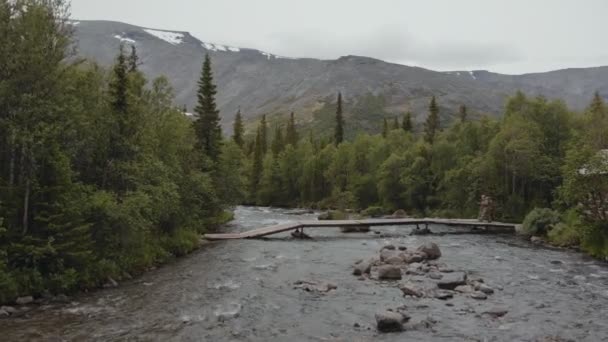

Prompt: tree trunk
xmin=22 ymin=177 xmax=30 ymax=235
xmin=8 ymin=129 xmax=15 ymax=186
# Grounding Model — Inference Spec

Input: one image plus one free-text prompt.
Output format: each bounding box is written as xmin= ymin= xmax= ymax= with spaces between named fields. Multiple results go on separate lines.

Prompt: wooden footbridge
xmin=203 ymin=218 xmax=518 ymax=241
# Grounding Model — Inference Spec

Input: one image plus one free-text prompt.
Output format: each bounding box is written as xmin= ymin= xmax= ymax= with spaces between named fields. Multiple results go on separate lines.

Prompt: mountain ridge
xmin=70 ymin=19 xmax=608 ymax=132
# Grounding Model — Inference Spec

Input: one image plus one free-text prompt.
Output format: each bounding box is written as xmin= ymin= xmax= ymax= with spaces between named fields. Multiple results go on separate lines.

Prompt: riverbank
xmin=0 ymin=209 xmax=236 ymax=313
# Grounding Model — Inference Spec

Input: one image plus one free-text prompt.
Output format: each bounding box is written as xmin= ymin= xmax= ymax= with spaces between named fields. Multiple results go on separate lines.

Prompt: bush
xmin=580 ymin=223 xmax=608 ymax=259
xmin=318 ymin=210 xmax=348 ymax=220
xmin=547 ymin=209 xmax=582 ymax=247
xmin=361 ymin=206 xmax=385 ymax=218
xmin=519 ymin=208 xmax=560 ymax=236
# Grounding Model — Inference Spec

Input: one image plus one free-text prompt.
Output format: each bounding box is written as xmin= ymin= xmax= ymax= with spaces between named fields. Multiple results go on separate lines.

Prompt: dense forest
xmin=0 ymin=0 xmax=241 ymax=303
xmin=1 ymin=0 xmax=608 ymax=305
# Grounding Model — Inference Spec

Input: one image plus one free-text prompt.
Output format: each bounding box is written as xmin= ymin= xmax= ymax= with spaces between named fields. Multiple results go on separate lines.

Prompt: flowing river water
xmin=2 ymin=206 xmax=608 ymax=341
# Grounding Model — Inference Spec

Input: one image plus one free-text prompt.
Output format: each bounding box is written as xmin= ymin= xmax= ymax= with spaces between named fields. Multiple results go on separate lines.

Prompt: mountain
xmin=70 ymin=20 xmax=607 ymax=133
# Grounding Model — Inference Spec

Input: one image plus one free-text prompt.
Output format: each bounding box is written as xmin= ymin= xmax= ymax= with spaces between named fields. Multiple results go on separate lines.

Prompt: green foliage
xmin=424 ymin=96 xmax=440 ymax=144
xmin=0 ymin=3 xmax=232 ymax=302
xmin=520 ymin=208 xmax=561 ymax=236
xmin=232 ymin=109 xmax=245 ymax=147
xmin=318 ymin=210 xmax=348 ymax=220
xmin=547 ymin=209 xmax=582 ymax=247
xmin=335 ymin=92 xmax=344 ymax=145
xmin=362 ymin=206 xmax=386 ymax=218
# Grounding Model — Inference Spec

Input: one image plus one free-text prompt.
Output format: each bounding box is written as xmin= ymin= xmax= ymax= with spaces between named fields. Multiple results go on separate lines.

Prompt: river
xmin=1 ymin=206 xmax=608 ymax=341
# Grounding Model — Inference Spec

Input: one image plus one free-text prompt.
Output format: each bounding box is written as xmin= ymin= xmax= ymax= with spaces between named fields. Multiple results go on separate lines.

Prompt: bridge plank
xmin=203 ymin=218 xmax=517 ymax=241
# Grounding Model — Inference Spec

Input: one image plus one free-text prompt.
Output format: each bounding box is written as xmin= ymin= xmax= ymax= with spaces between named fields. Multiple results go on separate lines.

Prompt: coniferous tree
xmin=271 ymin=124 xmax=284 ymax=156
xmin=250 ymin=127 xmax=264 ymax=199
xmin=286 ymin=112 xmax=298 ymax=146
xmin=382 ymin=118 xmax=389 ymax=138
xmin=194 ymin=54 xmax=222 ymax=162
xmin=109 ymin=45 xmax=129 ymax=115
xmin=233 ymin=108 xmax=245 ymax=148
xmin=259 ymin=114 xmax=268 ymax=154
xmin=392 ymin=117 xmax=400 ymax=130
xmin=128 ymin=44 xmax=139 ymax=73
xmin=335 ymin=92 xmax=344 ymax=145
xmin=459 ymin=104 xmax=468 ymax=123
xmin=402 ymin=112 xmax=413 ymax=132
xmin=424 ymin=96 xmax=440 ymax=144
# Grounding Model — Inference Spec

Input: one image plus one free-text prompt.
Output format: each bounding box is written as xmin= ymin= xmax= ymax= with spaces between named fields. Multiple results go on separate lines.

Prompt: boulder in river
xmin=433 ymin=290 xmax=454 ymax=300
xmin=437 ymin=272 xmax=467 ymax=290
xmin=475 ymin=283 xmax=495 ymax=294
xmin=293 ymin=280 xmax=337 ymax=293
xmin=380 ymin=249 xmax=399 ymax=262
xmin=353 ymin=261 xmax=372 ymax=276
xmin=377 ymin=265 xmax=402 ymax=280
xmin=470 ymin=291 xmax=488 ymax=300
xmin=482 ymin=307 xmax=508 ymax=318
xmin=416 ymin=242 xmax=442 ymax=260
xmin=375 ymin=310 xmax=409 ymax=332
xmin=399 ymin=283 xmax=424 ymax=298
xmin=454 ymin=285 xmax=474 ymax=293
xmin=385 ymin=256 xmax=405 ymax=265
xmin=15 ymin=296 xmax=34 ymax=305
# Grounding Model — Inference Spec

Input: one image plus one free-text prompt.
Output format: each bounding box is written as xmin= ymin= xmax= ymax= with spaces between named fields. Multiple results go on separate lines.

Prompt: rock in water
xmin=530 ymin=236 xmax=543 ymax=244
xmin=353 ymin=261 xmax=371 ymax=276
xmin=470 ymin=291 xmax=488 ymax=300
xmin=482 ymin=307 xmax=508 ymax=318
xmin=477 ymin=283 xmax=495 ymax=294
xmin=417 ymin=242 xmax=442 ymax=260
xmin=454 ymin=285 xmax=474 ymax=293
xmin=385 ymin=256 xmax=405 ymax=265
xmin=375 ymin=311 xmax=407 ymax=332
xmin=437 ymin=272 xmax=467 ymax=290
xmin=434 ymin=290 xmax=454 ymax=300
xmin=399 ymin=283 xmax=424 ymax=298
xmin=377 ymin=265 xmax=402 ymax=280
xmin=15 ymin=296 xmax=34 ymax=305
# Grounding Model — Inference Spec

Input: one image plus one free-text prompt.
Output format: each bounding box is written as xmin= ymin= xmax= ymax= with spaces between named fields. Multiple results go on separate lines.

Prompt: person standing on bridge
xmin=478 ymin=194 xmax=496 ymax=222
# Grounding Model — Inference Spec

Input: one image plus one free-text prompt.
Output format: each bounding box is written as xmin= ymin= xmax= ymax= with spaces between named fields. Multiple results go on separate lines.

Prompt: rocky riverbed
xmin=1 ymin=206 xmax=608 ymax=341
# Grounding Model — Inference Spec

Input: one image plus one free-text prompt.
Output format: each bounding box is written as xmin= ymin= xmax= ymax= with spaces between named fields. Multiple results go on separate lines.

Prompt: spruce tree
xmin=232 ymin=108 xmax=245 ymax=148
xmin=286 ymin=112 xmax=298 ymax=146
xmin=271 ymin=124 xmax=284 ymax=156
xmin=392 ymin=117 xmax=399 ymax=130
xmin=194 ymin=54 xmax=222 ymax=162
xmin=402 ymin=112 xmax=413 ymax=132
xmin=589 ymin=91 xmax=604 ymax=116
xmin=250 ymin=127 xmax=264 ymax=199
xmin=424 ymin=96 xmax=440 ymax=144
xmin=335 ymin=92 xmax=344 ymax=145
xmin=128 ymin=44 xmax=139 ymax=73
xmin=259 ymin=114 xmax=268 ymax=154
xmin=109 ymin=44 xmax=129 ymax=115
xmin=382 ymin=118 xmax=389 ymax=138
xmin=459 ymin=104 xmax=468 ymax=123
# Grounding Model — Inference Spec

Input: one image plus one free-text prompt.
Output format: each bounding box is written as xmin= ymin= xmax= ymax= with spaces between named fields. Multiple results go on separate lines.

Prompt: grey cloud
xmin=267 ymin=27 xmax=522 ymax=70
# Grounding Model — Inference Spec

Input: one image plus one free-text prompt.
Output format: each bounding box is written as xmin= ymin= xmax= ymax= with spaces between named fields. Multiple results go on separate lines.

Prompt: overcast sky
xmin=70 ymin=0 xmax=608 ymax=74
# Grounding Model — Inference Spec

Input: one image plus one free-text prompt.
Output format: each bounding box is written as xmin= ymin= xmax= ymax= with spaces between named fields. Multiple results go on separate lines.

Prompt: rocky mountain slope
xmin=71 ymin=20 xmax=607 ymax=132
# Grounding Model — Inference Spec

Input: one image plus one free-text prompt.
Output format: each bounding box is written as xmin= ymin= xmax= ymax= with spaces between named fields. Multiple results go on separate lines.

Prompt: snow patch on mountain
xmin=469 ymin=71 xmax=477 ymax=80
xmin=114 ymin=34 xmax=135 ymax=44
xmin=202 ymin=42 xmax=240 ymax=52
xmin=144 ymin=29 xmax=184 ymax=45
